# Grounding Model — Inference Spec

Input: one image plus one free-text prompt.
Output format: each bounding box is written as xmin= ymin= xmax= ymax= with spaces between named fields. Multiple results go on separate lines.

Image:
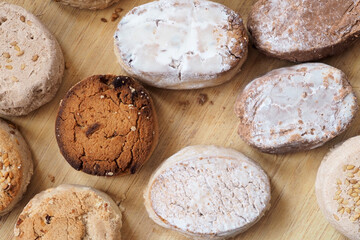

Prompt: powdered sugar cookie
xmin=235 ymin=63 xmax=358 ymax=153
xmin=14 ymin=184 xmax=122 ymax=239
xmin=144 ymin=145 xmax=271 ymax=239
xmin=316 ymin=136 xmax=360 ymax=240
xmin=114 ymin=0 xmax=248 ymax=89
xmin=0 ymin=118 xmax=33 ymax=216
xmin=0 ymin=3 xmax=64 ymax=116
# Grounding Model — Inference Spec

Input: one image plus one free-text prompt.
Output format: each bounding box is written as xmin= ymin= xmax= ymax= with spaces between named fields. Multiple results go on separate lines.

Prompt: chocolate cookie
xmin=55 ymin=75 xmax=158 ymax=176
xmin=248 ymin=0 xmax=360 ymax=62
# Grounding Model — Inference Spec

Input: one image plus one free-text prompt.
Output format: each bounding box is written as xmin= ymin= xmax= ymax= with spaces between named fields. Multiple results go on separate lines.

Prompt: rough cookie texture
xmin=0 ymin=2 xmax=64 ymax=116
xmin=316 ymin=136 xmax=360 ymax=240
xmin=235 ymin=63 xmax=358 ymax=153
xmin=248 ymin=0 xmax=360 ymax=62
xmin=54 ymin=0 xmax=120 ymax=10
xmin=14 ymin=184 xmax=122 ymax=240
xmin=0 ymin=118 xmax=33 ymax=216
xmin=114 ymin=0 xmax=248 ymax=89
xmin=55 ymin=75 xmax=158 ymax=176
xmin=144 ymin=145 xmax=271 ymax=239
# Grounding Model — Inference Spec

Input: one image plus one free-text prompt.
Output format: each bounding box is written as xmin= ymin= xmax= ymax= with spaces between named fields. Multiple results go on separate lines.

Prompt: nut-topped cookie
xmin=316 ymin=136 xmax=360 ymax=240
xmin=14 ymin=184 xmax=122 ymax=239
xmin=55 ymin=75 xmax=158 ymax=176
xmin=0 ymin=2 xmax=64 ymax=116
xmin=235 ymin=63 xmax=358 ymax=153
xmin=114 ymin=0 xmax=248 ymax=89
xmin=0 ymin=118 xmax=33 ymax=216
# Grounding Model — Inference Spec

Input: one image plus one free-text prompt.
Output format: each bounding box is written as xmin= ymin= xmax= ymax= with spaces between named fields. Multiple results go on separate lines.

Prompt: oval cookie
xmin=235 ymin=63 xmax=358 ymax=153
xmin=248 ymin=0 xmax=360 ymax=62
xmin=316 ymin=136 xmax=360 ymax=240
xmin=0 ymin=3 xmax=64 ymax=116
xmin=54 ymin=0 xmax=120 ymax=10
xmin=14 ymin=184 xmax=122 ymax=239
xmin=114 ymin=0 xmax=248 ymax=89
xmin=0 ymin=118 xmax=33 ymax=216
xmin=144 ymin=145 xmax=271 ymax=239
xmin=55 ymin=75 xmax=158 ymax=176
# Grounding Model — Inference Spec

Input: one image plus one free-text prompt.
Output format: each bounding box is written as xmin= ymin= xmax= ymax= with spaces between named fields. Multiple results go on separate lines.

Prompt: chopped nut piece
xmin=26 ymin=20 xmax=32 ymax=26
xmin=2 ymin=52 xmax=10 ymax=58
xmin=20 ymin=16 xmax=25 ymax=22
xmin=21 ymin=63 xmax=26 ymax=70
xmin=10 ymin=41 xmax=17 ymax=46
xmin=16 ymin=50 xmax=24 ymax=56
xmin=11 ymin=76 xmax=19 ymax=82
xmin=32 ymin=55 xmax=39 ymax=61
xmin=5 ymin=65 xmax=13 ymax=70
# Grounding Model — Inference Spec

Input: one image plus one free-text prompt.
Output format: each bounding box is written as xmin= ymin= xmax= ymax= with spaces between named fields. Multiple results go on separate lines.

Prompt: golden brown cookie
xmin=0 ymin=118 xmax=33 ymax=216
xmin=55 ymin=75 xmax=158 ymax=176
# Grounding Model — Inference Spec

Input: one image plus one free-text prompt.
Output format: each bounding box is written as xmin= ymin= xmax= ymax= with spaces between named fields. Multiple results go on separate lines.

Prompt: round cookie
xmin=14 ymin=184 xmax=122 ymax=239
xmin=235 ymin=63 xmax=358 ymax=153
xmin=114 ymin=0 xmax=248 ymax=89
xmin=54 ymin=0 xmax=120 ymax=10
xmin=0 ymin=118 xmax=33 ymax=216
xmin=144 ymin=145 xmax=271 ymax=239
xmin=316 ymin=136 xmax=360 ymax=240
xmin=0 ymin=2 xmax=64 ymax=116
xmin=55 ymin=75 xmax=159 ymax=176
xmin=248 ymin=0 xmax=360 ymax=62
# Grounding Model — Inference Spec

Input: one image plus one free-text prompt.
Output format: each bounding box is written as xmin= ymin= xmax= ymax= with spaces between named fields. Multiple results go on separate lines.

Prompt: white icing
xmin=114 ymin=0 xmax=243 ymax=87
xmin=240 ymin=63 xmax=357 ymax=149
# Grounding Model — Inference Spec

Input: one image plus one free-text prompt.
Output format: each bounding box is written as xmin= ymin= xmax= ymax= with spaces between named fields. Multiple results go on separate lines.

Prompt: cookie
xmin=235 ymin=63 xmax=358 ymax=154
xmin=144 ymin=145 xmax=271 ymax=239
xmin=54 ymin=0 xmax=120 ymax=10
xmin=0 ymin=118 xmax=33 ymax=216
xmin=14 ymin=184 xmax=122 ymax=239
xmin=248 ymin=0 xmax=360 ymax=62
xmin=0 ymin=2 xmax=64 ymax=116
xmin=114 ymin=0 xmax=248 ymax=89
xmin=55 ymin=75 xmax=158 ymax=176
xmin=316 ymin=136 xmax=360 ymax=240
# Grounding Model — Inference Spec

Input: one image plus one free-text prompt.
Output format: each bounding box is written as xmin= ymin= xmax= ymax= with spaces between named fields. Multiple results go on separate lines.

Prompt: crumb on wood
xmin=115 ymin=7 xmax=123 ymax=13
xmin=48 ymin=174 xmax=55 ymax=183
xmin=101 ymin=17 xmax=108 ymax=23
xmin=197 ymin=93 xmax=208 ymax=105
xmin=222 ymin=106 xmax=226 ymax=110
xmin=209 ymin=100 xmax=214 ymax=105
xmin=111 ymin=13 xmax=119 ymax=22
xmin=178 ymin=100 xmax=190 ymax=110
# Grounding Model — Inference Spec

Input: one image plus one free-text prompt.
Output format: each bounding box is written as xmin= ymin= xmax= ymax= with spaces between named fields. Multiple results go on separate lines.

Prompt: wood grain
xmin=1 ymin=0 xmax=360 ymax=239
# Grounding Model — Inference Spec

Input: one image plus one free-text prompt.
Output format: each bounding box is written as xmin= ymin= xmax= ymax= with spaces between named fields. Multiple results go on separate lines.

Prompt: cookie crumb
xmin=48 ymin=174 xmax=55 ymax=183
xmin=115 ymin=7 xmax=123 ymax=13
xmin=101 ymin=17 xmax=107 ymax=23
xmin=106 ymin=172 xmax=114 ymax=176
xmin=130 ymin=126 xmax=136 ymax=131
xmin=210 ymin=101 xmax=214 ymax=105
xmin=111 ymin=13 xmax=119 ymax=22
xmin=197 ymin=93 xmax=208 ymax=105
xmin=178 ymin=100 xmax=190 ymax=110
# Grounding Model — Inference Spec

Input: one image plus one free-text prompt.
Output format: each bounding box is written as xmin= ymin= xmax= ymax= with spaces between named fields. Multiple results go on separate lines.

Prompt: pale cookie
xmin=248 ymin=0 xmax=360 ymax=62
xmin=0 ymin=2 xmax=64 ymax=116
xmin=0 ymin=118 xmax=33 ymax=216
xmin=54 ymin=0 xmax=120 ymax=10
xmin=14 ymin=184 xmax=122 ymax=239
xmin=316 ymin=136 xmax=360 ymax=240
xmin=114 ymin=0 xmax=248 ymax=89
xmin=235 ymin=63 xmax=358 ymax=153
xmin=144 ymin=145 xmax=271 ymax=239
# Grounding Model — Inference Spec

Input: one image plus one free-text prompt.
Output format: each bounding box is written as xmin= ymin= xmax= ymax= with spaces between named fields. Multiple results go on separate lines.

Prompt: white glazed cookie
xmin=235 ymin=63 xmax=358 ymax=153
xmin=248 ymin=0 xmax=360 ymax=62
xmin=14 ymin=184 xmax=122 ymax=240
xmin=114 ymin=0 xmax=248 ymax=89
xmin=144 ymin=145 xmax=271 ymax=239
xmin=0 ymin=2 xmax=64 ymax=116
xmin=316 ymin=136 xmax=360 ymax=240
xmin=0 ymin=118 xmax=33 ymax=216
xmin=54 ymin=0 xmax=120 ymax=10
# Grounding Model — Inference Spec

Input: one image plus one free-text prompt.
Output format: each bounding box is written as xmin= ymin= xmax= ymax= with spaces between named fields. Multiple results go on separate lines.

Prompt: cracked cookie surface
xmin=14 ymin=184 xmax=122 ymax=240
xmin=114 ymin=0 xmax=248 ymax=89
xmin=144 ymin=145 xmax=271 ymax=239
xmin=55 ymin=75 xmax=158 ymax=176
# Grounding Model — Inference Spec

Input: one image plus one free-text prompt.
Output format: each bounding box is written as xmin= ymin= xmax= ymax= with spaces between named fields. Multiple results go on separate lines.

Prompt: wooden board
xmin=1 ymin=0 xmax=360 ymax=239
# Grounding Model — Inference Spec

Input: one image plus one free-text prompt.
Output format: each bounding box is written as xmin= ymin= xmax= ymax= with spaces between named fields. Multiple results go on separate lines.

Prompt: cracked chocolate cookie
xmin=53 ymin=0 xmax=120 ymax=10
xmin=0 ymin=2 xmax=64 ymax=116
xmin=55 ymin=75 xmax=159 ymax=176
xmin=114 ymin=0 xmax=248 ymax=89
xmin=248 ymin=0 xmax=360 ymax=62
xmin=0 ymin=118 xmax=33 ymax=216
xmin=144 ymin=145 xmax=271 ymax=239
xmin=14 ymin=184 xmax=122 ymax=239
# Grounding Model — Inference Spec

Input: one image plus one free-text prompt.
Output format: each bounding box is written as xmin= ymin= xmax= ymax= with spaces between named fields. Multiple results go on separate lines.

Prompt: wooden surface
xmin=1 ymin=0 xmax=360 ymax=239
